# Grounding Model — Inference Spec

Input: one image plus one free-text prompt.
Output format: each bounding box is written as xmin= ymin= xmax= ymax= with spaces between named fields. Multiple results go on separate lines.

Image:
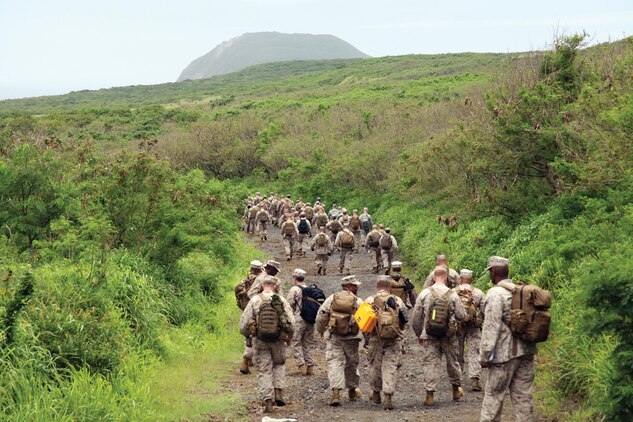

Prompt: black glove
xmin=398 ymin=307 xmax=409 ymax=325
xmin=386 ymin=296 xmax=397 ymax=309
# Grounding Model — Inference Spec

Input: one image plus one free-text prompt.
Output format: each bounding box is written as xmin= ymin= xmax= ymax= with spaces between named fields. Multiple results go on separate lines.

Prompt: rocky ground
xmin=222 ymin=227 xmax=539 ymax=421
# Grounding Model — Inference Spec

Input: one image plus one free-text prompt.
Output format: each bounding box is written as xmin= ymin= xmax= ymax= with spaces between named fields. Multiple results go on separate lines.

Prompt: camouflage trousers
xmin=291 ymin=319 xmax=316 ymax=367
xmin=283 ymin=236 xmax=295 ymax=258
xmin=326 ymin=335 xmax=361 ymax=390
xmin=352 ymin=229 xmax=361 ymax=251
xmin=368 ymin=336 xmax=403 ymax=395
xmin=369 ymin=248 xmax=382 ymax=271
xmin=315 ymin=254 xmax=329 ymax=274
xmin=338 ymin=247 xmax=353 ymax=273
xmin=458 ymin=325 xmax=482 ymax=380
xmin=253 ymin=339 xmax=287 ymax=401
xmin=480 ymin=355 xmax=535 ymax=422
xmin=295 ymin=233 xmax=309 ymax=255
xmin=243 ymin=337 xmax=253 ymax=360
xmin=423 ymin=336 xmax=462 ymax=391
xmin=247 ymin=217 xmax=256 ymax=233
xmin=258 ymin=222 xmax=268 ymax=239
xmin=381 ymin=248 xmax=394 ymax=273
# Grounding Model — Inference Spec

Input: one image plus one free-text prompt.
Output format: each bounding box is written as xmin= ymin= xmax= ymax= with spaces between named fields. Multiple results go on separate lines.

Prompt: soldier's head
xmin=372 ymin=224 xmax=378 ymax=230
xmin=379 ymin=224 xmax=385 ymax=230
xmin=486 ymin=256 xmax=509 ymax=284
xmin=292 ymin=268 xmax=306 ymax=284
xmin=341 ymin=276 xmax=361 ymax=294
xmin=391 ymin=261 xmax=402 ymax=274
xmin=319 ymin=226 xmax=326 ymax=233
xmin=376 ymin=275 xmax=392 ymax=292
xmin=435 ymin=254 xmax=448 ymax=266
xmin=385 ymin=228 xmax=391 ymax=234
xmin=264 ymin=261 xmax=281 ymax=277
xmin=261 ymin=277 xmax=277 ymax=292
xmin=300 ymin=212 xmax=306 ymax=219
xmin=363 ymin=207 xmax=368 ymax=213
xmin=433 ymin=266 xmax=448 ymax=285
xmin=250 ymin=260 xmax=263 ymax=275
xmin=460 ymin=269 xmax=474 ymax=285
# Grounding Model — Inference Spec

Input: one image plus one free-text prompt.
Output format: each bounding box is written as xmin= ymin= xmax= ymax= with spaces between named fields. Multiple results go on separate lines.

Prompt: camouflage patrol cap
xmin=460 ymin=269 xmax=473 ymax=277
xmin=436 ymin=254 xmax=447 ymax=262
xmin=486 ymin=256 xmax=509 ymax=270
xmin=265 ymin=260 xmax=282 ymax=273
xmin=341 ymin=275 xmax=361 ymax=286
xmin=391 ymin=261 xmax=403 ymax=269
xmin=292 ymin=268 xmax=307 ymax=278
xmin=250 ymin=260 xmax=263 ymax=269
xmin=434 ymin=265 xmax=448 ymax=276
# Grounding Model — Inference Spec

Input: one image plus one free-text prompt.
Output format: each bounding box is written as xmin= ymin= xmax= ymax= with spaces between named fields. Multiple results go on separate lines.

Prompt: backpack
xmin=380 ymin=234 xmax=393 ymax=250
xmin=259 ymin=212 xmax=269 ymax=223
xmin=316 ymin=213 xmax=328 ymax=227
xmin=329 ymin=291 xmax=359 ymax=335
xmin=340 ymin=231 xmax=354 ymax=248
xmin=299 ymin=284 xmax=326 ymax=324
xmin=350 ymin=215 xmax=361 ymax=230
xmin=389 ymin=277 xmax=407 ymax=303
xmin=298 ymin=219 xmax=310 ymax=234
xmin=256 ymin=298 xmax=281 ymax=341
xmin=315 ymin=233 xmax=327 ymax=247
xmin=456 ymin=288 xmax=478 ymax=324
xmin=235 ymin=273 xmax=256 ymax=310
xmin=283 ymin=221 xmax=296 ymax=236
xmin=304 ymin=206 xmax=314 ymax=220
xmin=328 ymin=220 xmax=341 ymax=232
xmin=425 ymin=287 xmax=453 ymax=337
xmin=374 ymin=295 xmax=400 ymax=340
xmin=507 ymin=282 xmax=552 ymax=343
xmin=359 ymin=213 xmax=371 ymax=231
xmin=367 ymin=231 xmax=380 ymax=248
xmin=249 ymin=207 xmax=257 ymax=217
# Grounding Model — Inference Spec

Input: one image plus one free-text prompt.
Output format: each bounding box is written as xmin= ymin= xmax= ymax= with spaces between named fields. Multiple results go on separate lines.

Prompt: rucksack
xmin=507 ymin=282 xmax=552 ymax=343
xmin=340 ymin=231 xmax=354 ymax=248
xmin=329 ymin=291 xmax=359 ymax=336
xmin=304 ymin=206 xmax=314 ymax=220
xmin=282 ymin=221 xmax=296 ymax=236
xmin=235 ymin=273 xmax=256 ymax=310
xmin=298 ymin=219 xmax=310 ymax=234
xmin=350 ymin=215 xmax=361 ymax=230
xmin=315 ymin=233 xmax=327 ymax=247
xmin=256 ymin=298 xmax=281 ymax=341
xmin=389 ymin=278 xmax=407 ymax=303
xmin=259 ymin=212 xmax=269 ymax=223
xmin=367 ymin=231 xmax=380 ymax=248
xmin=328 ymin=220 xmax=341 ymax=232
xmin=380 ymin=234 xmax=393 ymax=250
xmin=249 ymin=207 xmax=257 ymax=217
xmin=316 ymin=213 xmax=328 ymax=227
xmin=359 ymin=213 xmax=371 ymax=231
xmin=456 ymin=288 xmax=478 ymax=324
xmin=299 ymin=284 xmax=326 ymax=324
xmin=374 ymin=295 xmax=400 ymax=340
xmin=425 ymin=287 xmax=453 ymax=337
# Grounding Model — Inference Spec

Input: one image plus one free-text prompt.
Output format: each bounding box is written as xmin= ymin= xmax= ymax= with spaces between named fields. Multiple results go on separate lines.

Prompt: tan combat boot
xmin=239 ymin=357 xmax=250 ymax=374
xmin=306 ymin=365 xmax=315 ymax=376
xmin=383 ymin=393 xmax=394 ymax=410
xmin=471 ymin=378 xmax=482 ymax=391
xmin=264 ymin=399 xmax=274 ymax=413
xmin=274 ymin=388 xmax=287 ymax=406
xmin=348 ymin=387 xmax=361 ymax=401
xmin=423 ymin=391 xmax=434 ymax=406
xmin=290 ymin=365 xmax=305 ymax=376
xmin=452 ymin=384 xmax=464 ymax=401
xmin=370 ymin=390 xmax=381 ymax=404
xmin=329 ymin=389 xmax=341 ymax=406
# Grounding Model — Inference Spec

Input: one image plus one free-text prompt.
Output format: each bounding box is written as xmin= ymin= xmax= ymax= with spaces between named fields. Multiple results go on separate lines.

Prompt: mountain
xmin=177 ymin=31 xmax=370 ymax=81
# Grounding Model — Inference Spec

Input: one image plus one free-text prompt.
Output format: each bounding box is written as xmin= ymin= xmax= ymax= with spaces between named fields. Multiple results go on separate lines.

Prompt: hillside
xmin=177 ymin=32 xmax=370 ymax=82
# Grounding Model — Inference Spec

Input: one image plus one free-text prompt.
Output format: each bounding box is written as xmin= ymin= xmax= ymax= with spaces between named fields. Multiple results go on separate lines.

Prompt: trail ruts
xmin=225 ymin=227 xmax=523 ymax=422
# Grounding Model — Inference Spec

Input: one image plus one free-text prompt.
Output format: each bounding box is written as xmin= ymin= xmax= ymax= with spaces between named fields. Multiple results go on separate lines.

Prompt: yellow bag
xmin=354 ymin=302 xmax=377 ymax=334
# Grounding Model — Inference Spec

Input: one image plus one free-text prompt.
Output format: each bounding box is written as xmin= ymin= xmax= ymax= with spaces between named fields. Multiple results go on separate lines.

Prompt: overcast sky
xmin=1 ymin=0 xmax=631 ymax=100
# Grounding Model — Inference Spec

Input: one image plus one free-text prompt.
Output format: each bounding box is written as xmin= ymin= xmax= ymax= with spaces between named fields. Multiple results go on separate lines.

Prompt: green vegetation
xmin=1 ymin=35 xmax=631 ymax=420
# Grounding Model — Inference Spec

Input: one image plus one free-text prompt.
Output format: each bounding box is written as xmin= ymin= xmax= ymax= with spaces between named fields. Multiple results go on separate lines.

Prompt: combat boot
xmin=239 ymin=357 xmax=250 ymax=374
xmin=348 ymin=387 xmax=361 ymax=401
xmin=274 ymin=388 xmax=286 ymax=406
xmin=329 ymin=389 xmax=341 ymax=406
xmin=452 ymin=384 xmax=464 ymax=401
xmin=317 ymin=266 xmax=322 ymax=275
xmin=264 ymin=399 xmax=274 ymax=413
xmin=383 ymin=393 xmax=394 ymax=410
xmin=338 ymin=267 xmax=343 ymax=273
xmin=471 ymin=377 xmax=482 ymax=391
xmin=306 ymin=365 xmax=315 ymax=376
xmin=322 ymin=268 xmax=327 ymax=275
xmin=290 ymin=365 xmax=305 ymax=376
xmin=423 ymin=391 xmax=434 ymax=406
xmin=370 ymin=390 xmax=381 ymax=404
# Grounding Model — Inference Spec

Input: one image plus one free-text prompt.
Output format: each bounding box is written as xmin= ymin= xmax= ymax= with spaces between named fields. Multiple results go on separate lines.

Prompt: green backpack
xmin=425 ymin=288 xmax=453 ymax=337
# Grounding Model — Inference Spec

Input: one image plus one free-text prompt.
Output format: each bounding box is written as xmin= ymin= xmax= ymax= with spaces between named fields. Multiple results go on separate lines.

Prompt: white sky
xmin=0 ymin=0 xmax=631 ymax=100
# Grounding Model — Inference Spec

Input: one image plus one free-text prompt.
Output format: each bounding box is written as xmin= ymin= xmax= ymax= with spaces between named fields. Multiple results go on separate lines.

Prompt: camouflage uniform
xmin=480 ymin=279 xmax=537 ymax=422
xmin=365 ymin=229 xmax=383 ymax=272
xmin=359 ymin=212 xmax=372 ymax=248
xmin=326 ymin=219 xmax=342 ymax=246
xmin=239 ymin=291 xmax=295 ymax=402
xmin=280 ymin=220 xmax=299 ymax=260
xmin=255 ymin=209 xmax=271 ymax=240
xmin=455 ymin=283 xmax=485 ymax=381
xmin=287 ymin=284 xmax=316 ymax=368
xmin=334 ymin=229 xmax=355 ymax=274
xmin=316 ymin=292 xmax=363 ymax=391
xmin=379 ymin=233 xmax=398 ymax=274
xmin=295 ymin=217 xmax=312 ymax=256
xmin=311 ymin=232 xmax=333 ymax=275
xmin=411 ymin=284 xmax=466 ymax=393
xmin=247 ymin=273 xmax=281 ymax=299
xmin=423 ymin=267 xmax=460 ymax=289
xmin=365 ymin=291 xmax=407 ymax=396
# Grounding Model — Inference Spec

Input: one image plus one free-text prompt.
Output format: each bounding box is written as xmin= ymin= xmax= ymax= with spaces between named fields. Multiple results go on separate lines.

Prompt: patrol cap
xmin=385 ymin=227 xmax=391 ymax=233
xmin=460 ymin=269 xmax=473 ymax=277
xmin=391 ymin=261 xmax=403 ymax=269
xmin=250 ymin=260 xmax=263 ymax=269
xmin=434 ymin=265 xmax=448 ymax=276
xmin=486 ymin=256 xmax=509 ymax=270
xmin=261 ymin=275 xmax=278 ymax=286
xmin=341 ymin=275 xmax=361 ymax=286
xmin=265 ymin=260 xmax=282 ymax=273
xmin=436 ymin=254 xmax=447 ymax=262
xmin=292 ymin=268 xmax=307 ymax=278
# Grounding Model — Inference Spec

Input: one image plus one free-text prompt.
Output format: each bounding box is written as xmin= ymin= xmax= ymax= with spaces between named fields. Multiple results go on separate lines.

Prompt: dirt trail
xmin=223 ymin=227 xmax=522 ymax=421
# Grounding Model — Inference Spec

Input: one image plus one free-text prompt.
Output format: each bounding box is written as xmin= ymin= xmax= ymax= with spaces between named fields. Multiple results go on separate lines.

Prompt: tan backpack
xmin=350 ymin=214 xmax=361 ymax=230
xmin=328 ymin=291 xmax=359 ymax=336
xmin=316 ymin=213 xmax=328 ymax=227
xmin=425 ymin=287 xmax=454 ymax=337
xmin=235 ymin=273 xmax=256 ymax=310
xmin=282 ymin=221 xmax=296 ymax=236
xmin=315 ymin=233 xmax=327 ymax=247
xmin=373 ymin=295 xmax=400 ymax=340
xmin=366 ymin=230 xmax=380 ymax=248
xmin=456 ymin=288 xmax=478 ymax=324
xmin=340 ymin=231 xmax=354 ymax=248
xmin=507 ymin=282 xmax=552 ymax=343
